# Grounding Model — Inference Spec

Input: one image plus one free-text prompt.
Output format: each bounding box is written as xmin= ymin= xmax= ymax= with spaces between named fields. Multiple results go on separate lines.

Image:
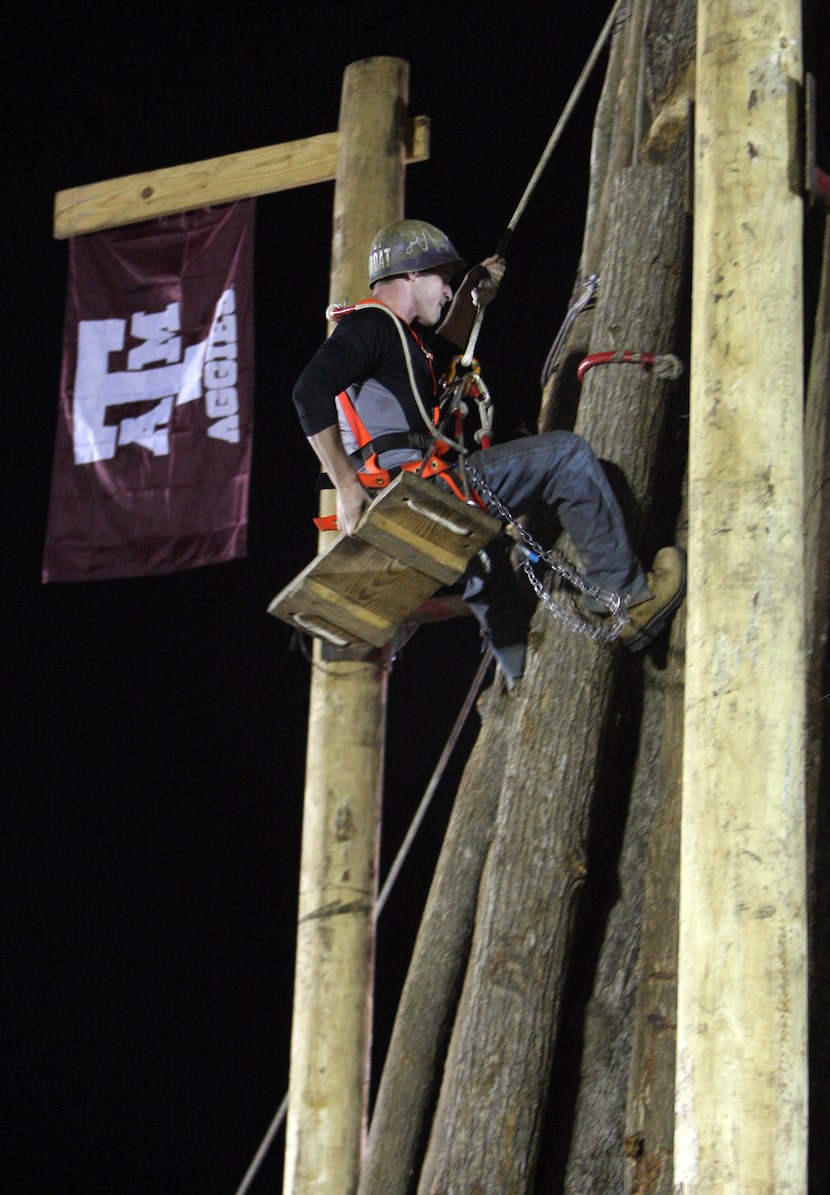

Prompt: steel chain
xmin=465 ymin=466 xmax=629 ymax=644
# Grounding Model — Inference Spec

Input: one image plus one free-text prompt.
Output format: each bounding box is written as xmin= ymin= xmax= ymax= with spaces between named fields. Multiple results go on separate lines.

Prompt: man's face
xmin=411 ymin=268 xmax=453 ymax=326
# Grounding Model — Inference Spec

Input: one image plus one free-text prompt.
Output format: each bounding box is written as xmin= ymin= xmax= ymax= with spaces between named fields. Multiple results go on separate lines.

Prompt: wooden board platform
xmin=268 ymin=472 xmax=502 ymax=650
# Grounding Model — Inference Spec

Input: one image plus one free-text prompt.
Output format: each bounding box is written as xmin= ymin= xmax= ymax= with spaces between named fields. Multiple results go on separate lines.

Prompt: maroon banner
xmin=42 ymin=201 xmax=255 ymax=582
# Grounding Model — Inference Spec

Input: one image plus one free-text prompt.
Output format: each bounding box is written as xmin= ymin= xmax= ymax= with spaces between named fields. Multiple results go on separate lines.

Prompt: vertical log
xmin=416 ymin=158 xmax=689 ymax=1195
xmin=283 ymin=57 xmax=409 ymax=1195
xmin=623 ymin=592 xmax=686 ymax=1195
xmin=676 ymin=1 xmax=808 ymax=1190
xmin=580 ymin=0 xmax=645 ymax=276
xmin=803 ymin=215 xmax=830 ymax=1195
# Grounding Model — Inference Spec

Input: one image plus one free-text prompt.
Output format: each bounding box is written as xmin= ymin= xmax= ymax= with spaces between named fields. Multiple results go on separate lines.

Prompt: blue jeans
xmin=460 ymin=431 xmax=650 ymax=647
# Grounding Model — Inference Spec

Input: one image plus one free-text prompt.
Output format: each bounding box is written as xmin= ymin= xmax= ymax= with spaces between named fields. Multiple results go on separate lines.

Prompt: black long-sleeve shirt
xmin=292 ymin=304 xmax=459 ymax=450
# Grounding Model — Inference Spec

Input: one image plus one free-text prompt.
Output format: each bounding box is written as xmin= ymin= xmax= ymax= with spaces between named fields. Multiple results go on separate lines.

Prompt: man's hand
xmin=335 ymin=475 xmax=370 ymax=536
xmin=468 ymin=255 xmax=507 ymax=307
xmin=307 ymin=426 xmax=370 ymax=536
xmin=437 ymin=254 xmax=507 ymax=349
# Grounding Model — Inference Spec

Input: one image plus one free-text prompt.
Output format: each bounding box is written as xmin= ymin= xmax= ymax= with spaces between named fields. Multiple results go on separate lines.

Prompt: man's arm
xmin=293 ymin=319 xmax=379 ymax=536
xmin=435 ymin=254 xmax=506 ymax=349
xmin=306 ymin=425 xmax=370 ymax=536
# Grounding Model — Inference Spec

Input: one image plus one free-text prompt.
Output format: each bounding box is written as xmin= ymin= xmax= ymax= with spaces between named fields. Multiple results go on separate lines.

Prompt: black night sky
xmin=6 ymin=3 xmax=828 ymax=1192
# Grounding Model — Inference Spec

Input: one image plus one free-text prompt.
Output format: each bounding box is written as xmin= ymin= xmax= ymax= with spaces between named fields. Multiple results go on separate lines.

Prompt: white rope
xmin=461 ymin=0 xmax=625 ymax=366
xmin=231 ymin=649 xmax=494 ymax=1195
xmin=351 ymin=300 xmax=467 ymax=455
xmin=540 ymin=272 xmax=600 ymax=387
xmin=233 ymin=1093 xmax=288 ymax=1195
xmin=504 ymin=0 xmax=627 ymax=238
xmin=377 ymin=647 xmax=493 ymax=914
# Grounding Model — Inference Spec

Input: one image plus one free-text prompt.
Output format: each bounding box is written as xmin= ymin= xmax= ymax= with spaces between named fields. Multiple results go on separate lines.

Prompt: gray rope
xmin=462 ymin=0 xmax=626 ymax=366
xmin=540 ymin=272 xmax=600 ymax=387
xmin=504 ymin=0 xmax=627 ymax=237
xmin=231 ymin=649 xmax=493 ymax=1195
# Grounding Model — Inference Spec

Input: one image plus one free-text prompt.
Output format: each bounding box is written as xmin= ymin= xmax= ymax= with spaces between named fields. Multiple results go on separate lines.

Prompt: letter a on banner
xmin=42 ymin=200 xmax=255 ymax=582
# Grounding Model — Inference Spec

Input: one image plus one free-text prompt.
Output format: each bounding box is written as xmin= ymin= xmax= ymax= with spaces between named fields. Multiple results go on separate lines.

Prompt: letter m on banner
xmin=42 ymin=200 xmax=255 ymax=582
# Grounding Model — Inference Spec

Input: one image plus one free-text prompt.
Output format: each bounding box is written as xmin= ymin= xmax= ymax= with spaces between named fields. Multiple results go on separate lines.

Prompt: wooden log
xmin=676 ymin=1 xmax=808 ymax=1189
xmin=804 ymin=217 xmax=830 ymax=1195
xmin=622 ymin=593 xmax=687 ymax=1195
xmin=53 ymin=117 xmax=429 ymax=238
xmin=282 ymin=57 xmax=410 ymax=1195
xmin=417 ymin=155 xmax=689 ymax=1195
xmin=356 ymin=683 xmax=510 ymax=1195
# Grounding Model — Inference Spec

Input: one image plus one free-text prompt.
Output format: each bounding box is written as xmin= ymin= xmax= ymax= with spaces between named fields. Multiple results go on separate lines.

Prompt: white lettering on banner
xmin=72 ymin=288 xmax=241 ymax=464
xmin=202 ymin=289 xmax=240 ymax=444
xmin=127 ymin=303 xmax=181 ymax=369
xmin=118 ymin=397 xmax=175 ymax=455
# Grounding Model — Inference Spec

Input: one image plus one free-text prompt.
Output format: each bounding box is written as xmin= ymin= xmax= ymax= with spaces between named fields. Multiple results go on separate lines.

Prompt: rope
xmin=377 ymin=647 xmax=493 ymax=914
xmin=231 ymin=649 xmax=494 ymax=1195
xmin=502 ymin=0 xmax=627 ymax=246
xmin=459 ymin=0 xmax=626 ymax=369
xmin=233 ymin=1093 xmax=288 ymax=1195
xmin=234 ymin=12 xmax=630 ymax=1185
xmin=540 ymin=273 xmax=600 ymax=387
xmin=380 ymin=305 xmax=466 ymax=453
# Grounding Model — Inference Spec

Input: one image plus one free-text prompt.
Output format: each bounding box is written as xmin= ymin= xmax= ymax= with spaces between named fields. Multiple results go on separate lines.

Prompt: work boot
xmin=619 ymin=547 xmax=687 ymax=652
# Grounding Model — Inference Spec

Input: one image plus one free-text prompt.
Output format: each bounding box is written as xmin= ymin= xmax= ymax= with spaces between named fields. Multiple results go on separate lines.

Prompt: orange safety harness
xmin=314 ymin=300 xmax=489 ymax=530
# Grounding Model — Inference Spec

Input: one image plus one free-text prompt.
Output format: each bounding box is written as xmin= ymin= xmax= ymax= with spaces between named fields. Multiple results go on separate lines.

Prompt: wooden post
xmin=282 ymin=58 xmax=409 ymax=1195
xmin=677 ymin=2 xmax=808 ymax=1191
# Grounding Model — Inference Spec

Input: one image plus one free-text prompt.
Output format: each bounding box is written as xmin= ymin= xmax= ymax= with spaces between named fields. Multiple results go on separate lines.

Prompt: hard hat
xmin=368 ymin=219 xmax=465 ymax=286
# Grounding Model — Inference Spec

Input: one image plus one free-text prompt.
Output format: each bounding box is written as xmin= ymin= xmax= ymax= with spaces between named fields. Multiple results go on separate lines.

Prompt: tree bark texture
xmin=416 ymin=635 xmax=624 ymax=1195
xmin=804 ymin=216 xmax=830 ymax=1195
xmin=353 ymin=3 xmax=829 ymax=1191
xmin=561 ymin=521 xmax=688 ymax=1195
xmin=553 ymin=9 xmax=696 ymax=1178
xmin=621 ymin=530 xmax=687 ymax=1195
xmin=414 ymin=149 xmax=690 ymax=1195
xmin=543 ymin=0 xmax=695 ymax=436
xmin=357 ymin=685 xmax=510 ymax=1195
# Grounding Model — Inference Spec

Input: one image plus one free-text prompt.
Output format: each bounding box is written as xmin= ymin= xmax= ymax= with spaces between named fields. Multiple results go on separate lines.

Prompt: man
xmin=292 ymin=219 xmax=685 ymax=686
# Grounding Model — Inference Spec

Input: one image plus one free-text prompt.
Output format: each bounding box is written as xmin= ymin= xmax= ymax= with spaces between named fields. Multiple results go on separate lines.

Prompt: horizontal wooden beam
xmin=53 ymin=115 xmax=430 ymax=239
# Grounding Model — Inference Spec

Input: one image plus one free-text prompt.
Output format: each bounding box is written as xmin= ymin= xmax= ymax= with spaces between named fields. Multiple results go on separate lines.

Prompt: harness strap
xmin=349 ymin=431 xmax=436 ymax=463
xmin=337 ymin=388 xmax=372 ymax=451
xmin=318 ymin=299 xmax=487 ymax=523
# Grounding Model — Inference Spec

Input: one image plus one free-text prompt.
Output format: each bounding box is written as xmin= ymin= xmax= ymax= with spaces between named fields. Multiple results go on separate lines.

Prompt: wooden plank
xmin=53 ymin=116 xmax=430 ymax=239
xmin=277 ymin=569 xmax=440 ymax=648
xmin=270 ymin=536 xmax=455 ymax=648
xmin=357 ymin=474 xmax=501 ymax=583
xmin=267 ymin=472 xmax=501 ymax=648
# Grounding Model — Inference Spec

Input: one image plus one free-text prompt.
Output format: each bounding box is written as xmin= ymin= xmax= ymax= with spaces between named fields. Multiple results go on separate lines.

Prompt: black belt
xmin=349 ymin=431 xmax=436 ymax=463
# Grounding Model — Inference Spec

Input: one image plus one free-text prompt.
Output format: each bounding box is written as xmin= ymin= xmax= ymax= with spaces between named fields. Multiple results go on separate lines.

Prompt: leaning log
xmin=416 ymin=149 xmax=690 ymax=1194
xmin=356 ymin=682 xmax=510 ymax=1195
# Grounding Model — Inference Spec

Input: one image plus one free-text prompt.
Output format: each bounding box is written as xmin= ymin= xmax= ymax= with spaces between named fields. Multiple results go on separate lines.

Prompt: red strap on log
xmin=576 ymin=350 xmax=684 ymax=384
